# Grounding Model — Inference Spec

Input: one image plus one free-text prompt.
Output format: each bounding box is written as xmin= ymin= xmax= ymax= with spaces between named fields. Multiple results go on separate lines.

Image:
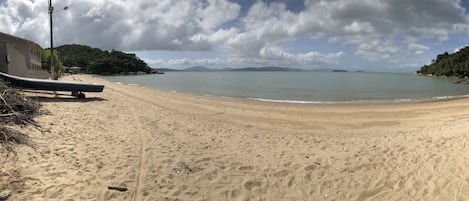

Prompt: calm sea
xmin=99 ymin=71 xmax=469 ymax=104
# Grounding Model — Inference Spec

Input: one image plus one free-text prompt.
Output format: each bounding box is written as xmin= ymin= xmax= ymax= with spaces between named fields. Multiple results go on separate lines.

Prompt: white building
xmin=0 ymin=32 xmax=49 ymax=79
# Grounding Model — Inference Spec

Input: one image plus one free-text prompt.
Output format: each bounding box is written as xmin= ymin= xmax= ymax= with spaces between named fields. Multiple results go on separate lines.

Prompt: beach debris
xmin=172 ymin=162 xmax=192 ymax=175
xmin=0 ymin=190 xmax=12 ymax=201
xmin=107 ymin=186 xmax=128 ymax=192
xmin=0 ymin=79 xmax=40 ymax=153
xmin=0 ymin=81 xmax=40 ymax=125
xmin=0 ymin=127 xmax=33 ymax=152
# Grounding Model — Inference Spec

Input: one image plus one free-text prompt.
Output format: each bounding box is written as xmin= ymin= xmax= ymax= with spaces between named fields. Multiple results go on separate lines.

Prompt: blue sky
xmin=1 ymin=0 xmax=469 ymax=72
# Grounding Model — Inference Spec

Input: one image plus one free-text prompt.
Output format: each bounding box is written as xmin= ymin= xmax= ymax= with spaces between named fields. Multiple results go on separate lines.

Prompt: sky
xmin=1 ymin=0 xmax=469 ymax=72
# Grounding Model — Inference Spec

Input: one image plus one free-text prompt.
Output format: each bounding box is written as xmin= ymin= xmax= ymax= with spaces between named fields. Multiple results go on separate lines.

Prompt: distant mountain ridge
xmin=184 ymin=66 xmax=217 ymax=71
xmin=155 ymin=66 xmax=360 ymax=72
xmin=157 ymin=66 xmax=304 ymax=72
xmin=228 ymin=67 xmax=301 ymax=71
xmin=154 ymin=68 xmax=179 ymax=72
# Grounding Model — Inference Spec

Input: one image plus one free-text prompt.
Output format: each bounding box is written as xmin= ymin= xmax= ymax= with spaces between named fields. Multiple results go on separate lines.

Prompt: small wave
xmin=248 ymin=97 xmax=405 ymax=104
xmin=247 ymin=98 xmax=326 ymax=104
xmin=128 ymin=83 xmax=139 ymax=86
xmin=431 ymin=94 xmax=469 ymax=100
xmin=247 ymin=95 xmax=469 ymax=104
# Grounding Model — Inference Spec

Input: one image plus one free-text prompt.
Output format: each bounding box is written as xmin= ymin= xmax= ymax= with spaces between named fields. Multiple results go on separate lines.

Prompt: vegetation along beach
xmin=1 ymin=0 xmax=469 ymax=201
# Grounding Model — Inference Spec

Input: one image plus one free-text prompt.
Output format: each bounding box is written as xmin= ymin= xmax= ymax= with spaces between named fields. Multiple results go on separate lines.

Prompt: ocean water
xmin=99 ymin=71 xmax=469 ymax=103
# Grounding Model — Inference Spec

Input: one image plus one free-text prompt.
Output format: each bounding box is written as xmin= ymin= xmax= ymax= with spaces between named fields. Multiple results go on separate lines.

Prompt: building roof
xmin=0 ymin=31 xmax=43 ymax=49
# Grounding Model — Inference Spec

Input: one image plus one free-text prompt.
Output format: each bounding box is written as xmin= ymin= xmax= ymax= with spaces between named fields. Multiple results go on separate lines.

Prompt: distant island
xmin=417 ymin=46 xmax=469 ymax=78
xmin=229 ymin=66 xmax=301 ymax=71
xmin=56 ymin=44 xmax=159 ymax=75
xmin=331 ymin=69 xmax=348 ymax=72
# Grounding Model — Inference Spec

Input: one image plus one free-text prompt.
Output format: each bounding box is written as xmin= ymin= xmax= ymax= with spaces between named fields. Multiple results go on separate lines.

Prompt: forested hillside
xmin=55 ymin=44 xmax=153 ymax=75
xmin=417 ymin=46 xmax=469 ymax=77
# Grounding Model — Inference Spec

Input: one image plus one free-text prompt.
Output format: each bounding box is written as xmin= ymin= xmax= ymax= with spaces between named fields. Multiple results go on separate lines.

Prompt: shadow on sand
xmin=23 ymin=90 xmax=107 ymax=103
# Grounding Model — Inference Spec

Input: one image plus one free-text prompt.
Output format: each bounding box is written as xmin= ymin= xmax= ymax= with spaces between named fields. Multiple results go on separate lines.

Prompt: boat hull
xmin=0 ymin=72 xmax=104 ymax=92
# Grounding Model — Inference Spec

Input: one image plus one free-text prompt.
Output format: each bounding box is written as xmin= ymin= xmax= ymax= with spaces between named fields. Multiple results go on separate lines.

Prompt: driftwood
xmin=0 ymin=82 xmax=40 ymax=125
xmin=107 ymin=186 xmax=128 ymax=192
xmin=0 ymin=79 xmax=40 ymax=153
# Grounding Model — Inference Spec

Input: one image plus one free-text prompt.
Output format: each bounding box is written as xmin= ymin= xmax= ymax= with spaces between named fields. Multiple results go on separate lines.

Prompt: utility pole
xmin=49 ymin=0 xmax=54 ymax=79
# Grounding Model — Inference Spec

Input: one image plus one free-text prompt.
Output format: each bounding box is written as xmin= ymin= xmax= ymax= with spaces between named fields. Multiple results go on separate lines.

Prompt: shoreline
xmin=2 ymin=74 xmax=468 ymax=200
xmin=50 ymin=74 xmax=469 ymax=137
xmin=96 ymin=73 xmax=469 ymax=106
xmin=247 ymin=94 xmax=469 ymax=105
xmin=417 ymin=72 xmax=469 ymax=84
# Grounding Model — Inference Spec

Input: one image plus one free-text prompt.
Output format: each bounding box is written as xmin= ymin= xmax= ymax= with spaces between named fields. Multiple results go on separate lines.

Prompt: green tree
xmin=417 ymin=46 xmax=469 ymax=77
xmin=41 ymin=49 xmax=64 ymax=73
xmin=55 ymin=44 xmax=153 ymax=75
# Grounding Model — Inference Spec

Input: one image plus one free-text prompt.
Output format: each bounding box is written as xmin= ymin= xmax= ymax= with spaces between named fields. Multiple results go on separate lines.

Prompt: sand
xmin=1 ymin=74 xmax=468 ymax=201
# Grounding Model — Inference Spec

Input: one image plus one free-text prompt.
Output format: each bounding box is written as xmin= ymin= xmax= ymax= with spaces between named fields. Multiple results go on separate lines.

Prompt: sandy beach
xmin=1 ymin=74 xmax=468 ymax=200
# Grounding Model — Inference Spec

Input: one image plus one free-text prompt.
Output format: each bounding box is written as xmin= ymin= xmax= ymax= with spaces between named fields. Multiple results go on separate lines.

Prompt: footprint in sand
xmin=304 ymin=163 xmax=319 ymax=171
xmin=287 ymin=176 xmax=296 ymax=187
xmin=243 ymin=180 xmax=263 ymax=190
xmin=238 ymin=166 xmax=254 ymax=171
xmin=229 ymin=189 xmax=243 ymax=198
xmin=273 ymin=170 xmax=289 ymax=177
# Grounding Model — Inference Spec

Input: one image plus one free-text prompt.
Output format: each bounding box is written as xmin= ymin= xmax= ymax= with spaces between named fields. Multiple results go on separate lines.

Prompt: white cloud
xmin=0 ymin=0 xmax=240 ymax=51
xmin=259 ymin=45 xmax=294 ymax=60
xmin=167 ymin=58 xmax=190 ymax=65
xmin=196 ymin=0 xmax=240 ymax=30
xmin=408 ymin=43 xmax=430 ymax=55
xmin=230 ymin=0 xmax=468 ymax=61
xmin=355 ymin=40 xmax=398 ymax=60
xmin=453 ymin=23 xmax=469 ymax=34
xmin=343 ymin=21 xmax=374 ymax=34
xmin=0 ymin=7 xmax=15 ymax=33
xmin=259 ymin=45 xmax=343 ymax=65
xmin=142 ymin=44 xmax=343 ymax=69
xmin=1 ymin=0 xmax=469 ymax=70
xmin=143 ymin=58 xmax=166 ymax=66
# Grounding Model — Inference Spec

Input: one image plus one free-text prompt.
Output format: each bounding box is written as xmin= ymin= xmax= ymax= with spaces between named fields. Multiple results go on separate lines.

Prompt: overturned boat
xmin=0 ymin=72 xmax=104 ymax=98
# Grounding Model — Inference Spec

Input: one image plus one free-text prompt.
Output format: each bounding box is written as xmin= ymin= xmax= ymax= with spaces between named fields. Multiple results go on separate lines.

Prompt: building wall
xmin=0 ymin=42 xmax=7 ymax=73
xmin=0 ymin=32 xmax=49 ymax=79
xmin=5 ymin=41 xmax=29 ymax=77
